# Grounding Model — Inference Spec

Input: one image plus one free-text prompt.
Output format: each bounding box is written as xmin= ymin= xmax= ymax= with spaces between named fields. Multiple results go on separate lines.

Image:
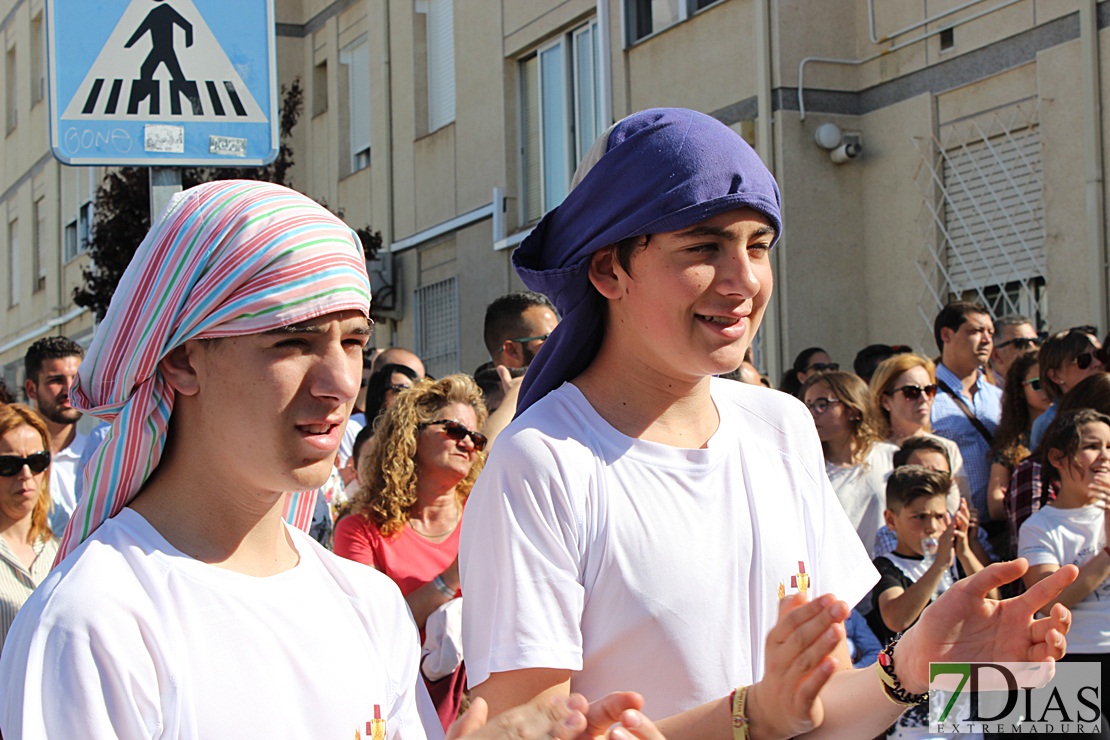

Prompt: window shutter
xmin=943 ymin=127 xmax=1044 ymax=293
xmin=427 ymin=0 xmax=455 ymax=131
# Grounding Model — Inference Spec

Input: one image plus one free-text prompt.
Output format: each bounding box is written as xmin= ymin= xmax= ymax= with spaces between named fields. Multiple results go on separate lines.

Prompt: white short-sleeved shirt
xmin=825 ymin=442 xmax=897 ymax=558
xmin=460 ymin=379 xmax=878 ymax=717
xmin=1017 ymin=504 xmax=1110 ymax=653
xmin=48 ymin=430 xmax=88 ymax=533
xmin=0 ymin=509 xmax=439 ymax=740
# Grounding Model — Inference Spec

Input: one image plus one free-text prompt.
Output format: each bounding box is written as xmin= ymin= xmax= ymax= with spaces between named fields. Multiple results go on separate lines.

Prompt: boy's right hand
xmin=934 ymin=518 xmax=958 ymax=568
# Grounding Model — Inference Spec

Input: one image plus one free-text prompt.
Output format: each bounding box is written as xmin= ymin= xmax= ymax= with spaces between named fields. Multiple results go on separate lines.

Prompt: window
xmin=64 ymin=219 xmax=77 ymax=261
xmin=7 ymin=219 xmax=18 ymax=307
xmin=33 ymin=198 xmax=45 ymax=292
xmin=31 ymin=13 xmax=44 ymax=104
xmin=341 ymin=36 xmax=371 ymax=172
xmin=414 ymin=276 xmax=460 ymax=379
xmin=520 ymin=20 xmax=605 ymax=222
xmin=5 ymin=44 xmax=16 ymax=133
xmin=625 ymin=0 xmax=722 ymax=44
xmin=79 ymin=201 xmax=93 ymax=254
xmin=425 ymin=0 xmax=455 ymax=131
xmin=312 ymin=60 xmax=328 ymax=117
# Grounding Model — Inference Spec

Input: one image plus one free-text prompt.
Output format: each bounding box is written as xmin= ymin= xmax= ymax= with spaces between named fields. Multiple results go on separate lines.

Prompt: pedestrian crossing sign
xmin=47 ymin=0 xmax=277 ymax=165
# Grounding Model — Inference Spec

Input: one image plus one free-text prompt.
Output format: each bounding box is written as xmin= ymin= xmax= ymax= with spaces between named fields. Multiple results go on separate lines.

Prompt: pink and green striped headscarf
xmin=58 ymin=180 xmax=372 ymax=562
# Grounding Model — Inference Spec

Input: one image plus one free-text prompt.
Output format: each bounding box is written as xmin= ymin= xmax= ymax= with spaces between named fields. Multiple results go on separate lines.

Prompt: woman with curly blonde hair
xmin=333 ymin=373 xmax=487 ymax=730
xmin=801 ymin=371 xmax=896 ymax=556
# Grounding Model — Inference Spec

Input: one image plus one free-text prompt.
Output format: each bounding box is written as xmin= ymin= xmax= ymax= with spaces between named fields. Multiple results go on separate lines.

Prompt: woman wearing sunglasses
xmin=869 ymin=353 xmax=971 ymax=504
xmin=779 ymin=346 xmax=836 ymax=397
xmin=334 ymin=373 xmax=488 ymax=730
xmin=364 ymin=363 xmax=422 ymax=431
xmin=987 ymin=353 xmax=1050 ymax=524
xmin=1030 ymin=328 xmax=1105 ymax=451
xmin=801 ymin=371 xmax=896 ymax=557
xmin=0 ymin=404 xmax=59 ymax=651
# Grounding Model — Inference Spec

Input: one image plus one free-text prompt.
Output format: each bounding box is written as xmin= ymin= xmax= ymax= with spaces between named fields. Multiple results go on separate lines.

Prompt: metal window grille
xmin=913 ymin=100 xmax=1046 ymax=332
xmin=414 ymin=276 xmax=460 ymax=378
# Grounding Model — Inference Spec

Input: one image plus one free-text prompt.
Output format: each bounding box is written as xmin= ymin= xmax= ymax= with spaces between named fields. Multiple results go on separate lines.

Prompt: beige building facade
xmin=2 ymin=0 xmax=1109 ymax=385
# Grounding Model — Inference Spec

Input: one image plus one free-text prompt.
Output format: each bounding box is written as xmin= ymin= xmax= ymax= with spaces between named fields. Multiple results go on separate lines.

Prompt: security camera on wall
xmin=814 ymin=123 xmax=863 ymax=164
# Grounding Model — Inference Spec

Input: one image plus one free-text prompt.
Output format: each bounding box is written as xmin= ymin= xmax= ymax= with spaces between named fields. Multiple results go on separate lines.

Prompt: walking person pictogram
xmin=124 ymin=0 xmax=201 ymax=115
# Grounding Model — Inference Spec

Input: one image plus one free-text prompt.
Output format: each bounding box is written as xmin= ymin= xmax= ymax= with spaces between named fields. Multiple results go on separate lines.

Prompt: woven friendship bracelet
xmin=876 ymin=634 xmax=929 ymax=707
xmin=730 ymin=685 xmax=751 ymax=740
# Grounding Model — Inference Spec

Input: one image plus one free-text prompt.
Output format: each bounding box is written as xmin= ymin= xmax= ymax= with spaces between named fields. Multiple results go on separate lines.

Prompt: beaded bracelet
xmin=875 ymin=634 xmax=929 ymax=707
xmin=729 ymin=685 xmax=751 ymax=740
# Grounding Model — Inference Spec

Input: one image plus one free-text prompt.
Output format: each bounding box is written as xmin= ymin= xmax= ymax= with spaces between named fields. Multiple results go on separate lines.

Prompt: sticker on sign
xmin=145 ymin=124 xmax=184 ymax=153
xmin=210 ymin=135 xmax=247 ymax=157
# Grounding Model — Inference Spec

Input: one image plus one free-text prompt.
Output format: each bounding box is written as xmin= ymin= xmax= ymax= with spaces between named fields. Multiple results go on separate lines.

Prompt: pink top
xmin=333 ymin=513 xmax=461 ymax=596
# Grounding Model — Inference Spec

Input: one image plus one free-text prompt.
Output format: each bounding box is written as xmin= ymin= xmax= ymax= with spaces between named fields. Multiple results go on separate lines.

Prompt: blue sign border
xmin=46 ymin=0 xmax=277 ymax=166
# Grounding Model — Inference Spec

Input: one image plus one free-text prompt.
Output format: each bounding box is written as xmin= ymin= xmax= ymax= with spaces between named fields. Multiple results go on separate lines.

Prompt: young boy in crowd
xmin=869 ymin=466 xmax=994 ymax=737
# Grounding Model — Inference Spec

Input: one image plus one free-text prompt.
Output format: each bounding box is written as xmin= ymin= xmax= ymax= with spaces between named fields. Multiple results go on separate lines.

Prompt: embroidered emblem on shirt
xmin=778 ymin=560 xmax=811 ymax=600
xmin=367 ymin=704 xmax=386 ymax=740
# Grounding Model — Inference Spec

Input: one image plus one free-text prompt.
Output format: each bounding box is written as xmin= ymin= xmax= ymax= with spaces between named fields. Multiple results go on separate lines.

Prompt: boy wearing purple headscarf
xmin=459 ymin=109 xmax=1075 ymax=737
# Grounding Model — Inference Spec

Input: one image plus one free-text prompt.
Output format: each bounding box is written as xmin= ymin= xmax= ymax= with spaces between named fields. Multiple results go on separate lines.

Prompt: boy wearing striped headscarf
xmin=0 ymin=181 xmax=656 ymax=740
xmin=458 ymin=109 xmax=1077 ymax=738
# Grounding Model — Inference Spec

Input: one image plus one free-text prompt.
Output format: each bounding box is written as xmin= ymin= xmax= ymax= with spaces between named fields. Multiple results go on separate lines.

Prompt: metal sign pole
xmin=149 ymin=166 xmax=182 ymax=222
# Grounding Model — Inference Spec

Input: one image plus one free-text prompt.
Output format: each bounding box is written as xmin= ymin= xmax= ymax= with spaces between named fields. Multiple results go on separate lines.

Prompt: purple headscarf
xmin=512 ymin=108 xmax=783 ymax=414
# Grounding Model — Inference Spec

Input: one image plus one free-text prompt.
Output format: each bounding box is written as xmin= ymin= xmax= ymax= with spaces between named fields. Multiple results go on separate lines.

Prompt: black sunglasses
xmin=886 ymin=384 xmax=938 ymax=401
xmin=509 ymin=334 xmax=550 ymax=344
xmin=806 ymin=362 xmax=839 ymax=373
xmin=995 ymin=337 xmax=1041 ymax=351
xmin=1023 ymin=376 xmax=1043 ymax=392
xmin=421 ymin=419 xmax=488 ymax=452
xmin=1075 ymin=351 xmax=1100 ymax=371
xmin=0 ymin=451 xmax=51 ymax=477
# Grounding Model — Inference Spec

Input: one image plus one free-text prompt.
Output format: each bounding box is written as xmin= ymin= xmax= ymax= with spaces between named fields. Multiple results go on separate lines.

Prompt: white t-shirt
xmin=1017 ymin=504 xmax=1110 ymax=653
xmin=48 ymin=430 xmax=88 ymax=533
xmin=340 ymin=413 xmax=367 ymax=467
xmin=460 ymin=379 xmax=878 ymax=717
xmin=825 ymin=442 xmax=897 ymax=558
xmin=0 ymin=509 xmax=440 ymax=740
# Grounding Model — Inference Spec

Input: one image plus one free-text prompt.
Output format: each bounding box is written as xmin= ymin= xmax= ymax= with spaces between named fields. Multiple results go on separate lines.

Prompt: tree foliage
xmin=73 ymin=78 xmax=382 ymax=320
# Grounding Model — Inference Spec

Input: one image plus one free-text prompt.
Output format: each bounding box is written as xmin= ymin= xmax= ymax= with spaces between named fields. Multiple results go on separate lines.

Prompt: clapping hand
xmin=448 ymin=693 xmax=667 ymax=740
xmin=746 ymin=592 xmax=849 ymax=738
xmin=892 ymin=559 xmax=1076 ymax=695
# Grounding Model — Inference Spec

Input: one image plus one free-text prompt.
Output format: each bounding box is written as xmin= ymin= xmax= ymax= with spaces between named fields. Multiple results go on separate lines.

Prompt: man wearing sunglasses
xmin=988 ymin=314 xmax=1039 ymax=387
xmin=929 ymin=302 xmax=1004 ymax=543
xmin=1029 ymin=327 xmax=1106 ymax=450
xmin=480 ymin=292 xmax=561 ymax=439
xmin=483 ymin=291 xmax=560 ymax=371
